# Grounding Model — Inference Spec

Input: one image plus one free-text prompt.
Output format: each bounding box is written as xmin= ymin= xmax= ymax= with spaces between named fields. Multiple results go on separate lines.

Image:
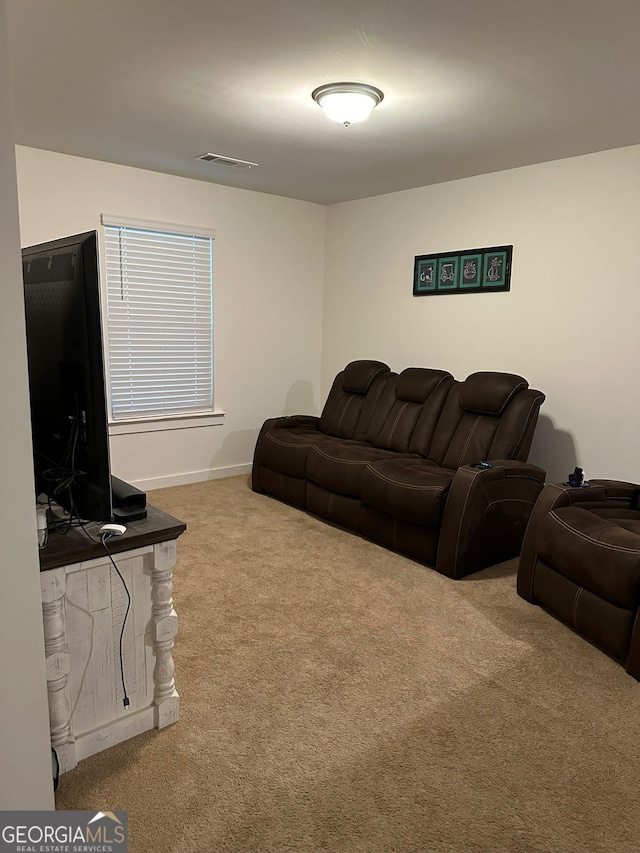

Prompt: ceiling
xmin=6 ymin=0 xmax=640 ymax=205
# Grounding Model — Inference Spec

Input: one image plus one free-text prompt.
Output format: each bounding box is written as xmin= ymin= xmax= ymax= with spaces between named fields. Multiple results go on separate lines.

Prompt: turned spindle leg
xmin=40 ymin=568 xmax=77 ymax=772
xmin=151 ymin=540 xmax=180 ymax=728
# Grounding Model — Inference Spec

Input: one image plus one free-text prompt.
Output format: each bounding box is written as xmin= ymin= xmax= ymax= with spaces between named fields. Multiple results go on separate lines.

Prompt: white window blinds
xmin=103 ymin=220 xmax=214 ymax=421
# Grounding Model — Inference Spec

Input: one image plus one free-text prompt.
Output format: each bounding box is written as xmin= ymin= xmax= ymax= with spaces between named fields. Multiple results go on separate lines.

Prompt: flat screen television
xmin=22 ymin=230 xmax=113 ymax=522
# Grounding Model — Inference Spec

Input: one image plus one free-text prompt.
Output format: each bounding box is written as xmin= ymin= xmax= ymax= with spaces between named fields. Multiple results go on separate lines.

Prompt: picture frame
xmin=413 ymin=245 xmax=512 ymax=296
xmin=415 ymin=258 xmax=436 ymax=293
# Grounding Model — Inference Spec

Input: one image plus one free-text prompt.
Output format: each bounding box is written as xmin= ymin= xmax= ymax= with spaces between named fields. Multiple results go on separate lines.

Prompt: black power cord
xmin=40 ymin=401 xmax=85 ymax=536
xmin=43 ymin=429 xmax=133 ymax=711
xmin=100 ymin=531 xmax=131 ymax=708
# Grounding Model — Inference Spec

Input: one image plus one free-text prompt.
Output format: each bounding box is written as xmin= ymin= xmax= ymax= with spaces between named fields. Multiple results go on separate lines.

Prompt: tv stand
xmin=39 ymin=504 xmax=186 ymax=773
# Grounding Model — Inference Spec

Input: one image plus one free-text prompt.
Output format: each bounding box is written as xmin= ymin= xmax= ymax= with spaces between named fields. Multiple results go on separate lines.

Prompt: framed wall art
xmin=413 ymin=245 xmax=512 ymax=296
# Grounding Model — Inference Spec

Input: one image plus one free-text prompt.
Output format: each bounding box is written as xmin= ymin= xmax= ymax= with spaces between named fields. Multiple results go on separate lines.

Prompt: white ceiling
xmin=6 ymin=0 xmax=640 ymax=205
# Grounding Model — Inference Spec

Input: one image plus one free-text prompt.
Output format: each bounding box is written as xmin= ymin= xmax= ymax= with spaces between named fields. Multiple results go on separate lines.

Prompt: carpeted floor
xmin=55 ymin=475 xmax=640 ymax=852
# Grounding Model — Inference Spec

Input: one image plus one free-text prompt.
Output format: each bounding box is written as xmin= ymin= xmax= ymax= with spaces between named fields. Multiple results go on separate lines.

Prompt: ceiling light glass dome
xmin=311 ymin=82 xmax=384 ymax=126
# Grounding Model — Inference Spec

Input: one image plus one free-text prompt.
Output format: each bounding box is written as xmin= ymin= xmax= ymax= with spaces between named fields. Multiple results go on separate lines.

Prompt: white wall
xmin=14 ymin=142 xmax=640 ymax=487
xmin=0 ymin=2 xmax=55 ymax=809
xmin=16 ymin=147 xmax=326 ymax=489
xmin=324 ymin=146 xmax=640 ymax=483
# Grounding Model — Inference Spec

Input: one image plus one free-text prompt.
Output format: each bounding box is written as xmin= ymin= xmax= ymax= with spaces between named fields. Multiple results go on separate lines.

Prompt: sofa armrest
xmin=516 ymin=479 xmax=640 ymax=602
xmin=251 ymin=415 xmax=321 ymax=492
xmin=436 ymin=460 xmax=547 ymax=579
xmin=584 ymin=479 xmax=640 ymax=504
xmin=262 ymin=415 xmax=321 ymax=431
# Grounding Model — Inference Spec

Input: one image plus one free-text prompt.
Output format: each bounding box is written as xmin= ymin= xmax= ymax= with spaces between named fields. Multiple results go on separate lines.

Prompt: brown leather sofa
xmin=252 ymin=360 xmax=546 ymax=579
xmin=517 ymin=480 xmax=640 ymax=679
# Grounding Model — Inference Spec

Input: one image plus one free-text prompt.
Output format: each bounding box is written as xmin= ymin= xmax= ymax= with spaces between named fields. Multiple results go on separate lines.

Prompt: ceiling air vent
xmin=195 ymin=152 xmax=258 ymax=169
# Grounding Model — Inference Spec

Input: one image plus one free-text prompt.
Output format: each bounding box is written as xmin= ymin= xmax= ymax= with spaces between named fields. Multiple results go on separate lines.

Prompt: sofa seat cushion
xmin=259 ymin=427 xmax=327 ymax=479
xmin=588 ymin=508 xmax=640 ymax=536
xmin=537 ymin=506 xmax=640 ymax=609
xmin=361 ymin=459 xmax=455 ymax=527
xmin=307 ymin=439 xmax=415 ymax=498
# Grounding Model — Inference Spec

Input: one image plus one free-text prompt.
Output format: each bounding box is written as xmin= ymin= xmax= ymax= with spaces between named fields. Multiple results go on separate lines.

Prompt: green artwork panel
xmin=437 ymin=256 xmax=458 ymax=290
xmin=460 ymin=254 xmax=482 ymax=288
xmin=483 ymin=251 xmax=508 ymax=287
xmin=415 ymin=258 xmax=436 ymax=292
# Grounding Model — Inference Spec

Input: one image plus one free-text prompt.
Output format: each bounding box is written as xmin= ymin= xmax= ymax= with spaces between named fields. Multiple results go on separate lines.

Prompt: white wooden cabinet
xmin=39 ymin=507 xmax=185 ymax=774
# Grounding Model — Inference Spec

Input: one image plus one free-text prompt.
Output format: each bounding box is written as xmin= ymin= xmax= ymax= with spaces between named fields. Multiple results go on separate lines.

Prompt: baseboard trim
xmin=129 ymin=464 xmax=253 ymax=493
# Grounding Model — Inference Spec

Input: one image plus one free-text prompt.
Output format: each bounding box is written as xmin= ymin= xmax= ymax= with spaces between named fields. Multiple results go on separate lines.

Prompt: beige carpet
xmin=55 ymin=475 xmax=640 ymax=852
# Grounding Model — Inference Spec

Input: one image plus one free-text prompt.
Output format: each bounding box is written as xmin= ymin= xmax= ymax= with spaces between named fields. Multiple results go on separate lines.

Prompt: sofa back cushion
xmin=427 ymin=372 xmax=545 ymax=468
xmin=460 ymin=371 xmax=528 ymax=415
xmin=366 ymin=368 xmax=453 ymax=453
xmin=487 ymin=387 xmax=547 ymax=461
xmin=318 ymin=360 xmax=391 ymax=439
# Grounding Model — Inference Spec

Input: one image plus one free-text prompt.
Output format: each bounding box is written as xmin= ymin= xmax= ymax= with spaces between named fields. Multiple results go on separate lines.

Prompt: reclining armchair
xmin=517 ymin=480 xmax=640 ymax=679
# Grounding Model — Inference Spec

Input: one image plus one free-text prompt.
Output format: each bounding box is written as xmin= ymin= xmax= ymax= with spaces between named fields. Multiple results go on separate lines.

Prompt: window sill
xmin=109 ymin=411 xmax=225 ymax=436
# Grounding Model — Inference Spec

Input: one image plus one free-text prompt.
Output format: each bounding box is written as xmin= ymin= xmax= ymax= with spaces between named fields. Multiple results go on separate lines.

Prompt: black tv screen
xmin=22 ymin=230 xmax=113 ymax=522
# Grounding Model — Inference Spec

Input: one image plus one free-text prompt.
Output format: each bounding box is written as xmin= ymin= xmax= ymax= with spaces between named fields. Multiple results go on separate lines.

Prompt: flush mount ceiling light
xmin=311 ymin=82 xmax=384 ymax=127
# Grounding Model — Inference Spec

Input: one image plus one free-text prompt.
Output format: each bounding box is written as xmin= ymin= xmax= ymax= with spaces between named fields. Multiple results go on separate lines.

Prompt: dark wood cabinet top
xmin=40 ymin=503 xmax=187 ymax=571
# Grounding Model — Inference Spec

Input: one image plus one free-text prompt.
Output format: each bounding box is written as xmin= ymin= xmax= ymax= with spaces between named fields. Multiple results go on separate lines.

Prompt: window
xmin=102 ymin=216 xmax=214 ymax=423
